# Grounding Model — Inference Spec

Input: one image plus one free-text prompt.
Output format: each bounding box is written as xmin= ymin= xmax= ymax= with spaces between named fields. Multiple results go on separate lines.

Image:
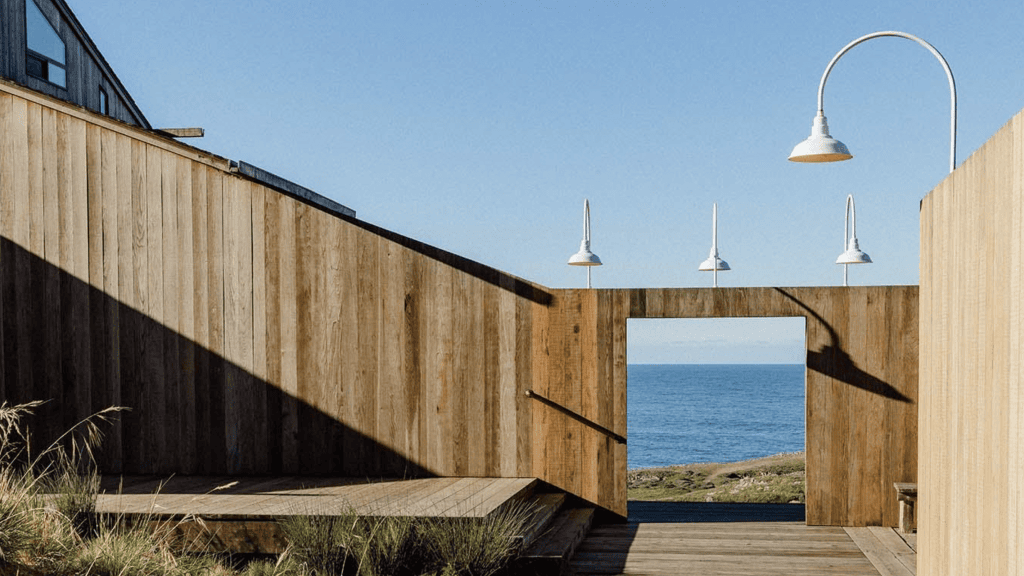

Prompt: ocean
xmin=627 ymin=364 xmax=805 ymax=470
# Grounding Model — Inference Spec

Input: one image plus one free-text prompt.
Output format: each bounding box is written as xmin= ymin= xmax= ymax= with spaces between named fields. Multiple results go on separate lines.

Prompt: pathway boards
xmin=844 ymin=527 xmax=916 ymax=576
xmin=96 ymin=476 xmax=536 ymax=520
xmin=570 ymin=522 xmax=903 ymax=575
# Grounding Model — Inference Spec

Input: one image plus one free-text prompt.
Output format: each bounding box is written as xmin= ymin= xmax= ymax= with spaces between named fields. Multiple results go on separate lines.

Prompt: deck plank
xmin=94 ymin=476 xmax=534 ymax=521
xmin=844 ymin=527 xmax=915 ymax=576
xmin=571 ymin=522 xmax=888 ymax=576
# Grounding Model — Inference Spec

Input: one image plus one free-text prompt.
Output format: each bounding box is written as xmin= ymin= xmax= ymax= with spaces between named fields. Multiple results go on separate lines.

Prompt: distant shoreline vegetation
xmin=628 ymin=452 xmax=806 ymax=504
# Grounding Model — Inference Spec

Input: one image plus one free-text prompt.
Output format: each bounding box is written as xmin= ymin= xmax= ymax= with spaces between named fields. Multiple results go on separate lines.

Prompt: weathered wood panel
xmin=919 ymin=107 xmax=1024 ymax=576
xmin=0 ymin=81 xmax=917 ymax=528
xmin=534 ymin=286 xmax=918 ymax=522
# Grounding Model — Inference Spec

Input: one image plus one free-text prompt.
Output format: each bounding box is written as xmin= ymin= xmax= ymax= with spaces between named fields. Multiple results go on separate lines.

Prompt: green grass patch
xmin=628 ymin=452 xmax=806 ymax=504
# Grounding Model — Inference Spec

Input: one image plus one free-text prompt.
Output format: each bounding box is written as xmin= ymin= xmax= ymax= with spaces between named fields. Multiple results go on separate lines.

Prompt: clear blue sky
xmin=76 ymin=0 xmax=1024 ymax=363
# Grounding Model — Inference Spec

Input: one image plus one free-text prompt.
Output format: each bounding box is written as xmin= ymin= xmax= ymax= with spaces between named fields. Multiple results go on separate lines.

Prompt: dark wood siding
xmin=0 ymin=0 xmax=147 ymax=127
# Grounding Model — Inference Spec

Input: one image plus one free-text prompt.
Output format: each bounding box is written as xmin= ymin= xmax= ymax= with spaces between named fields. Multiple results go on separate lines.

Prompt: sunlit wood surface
xmin=569 ymin=522 xmax=917 ymax=576
xmin=96 ymin=476 xmax=536 ymax=519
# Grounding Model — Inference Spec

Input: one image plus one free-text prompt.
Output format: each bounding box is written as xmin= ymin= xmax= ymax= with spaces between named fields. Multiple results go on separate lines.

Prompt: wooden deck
xmin=97 ymin=476 xmax=537 ymax=519
xmin=94 ymin=476 xmax=539 ymax=554
xmin=569 ymin=522 xmax=918 ymax=576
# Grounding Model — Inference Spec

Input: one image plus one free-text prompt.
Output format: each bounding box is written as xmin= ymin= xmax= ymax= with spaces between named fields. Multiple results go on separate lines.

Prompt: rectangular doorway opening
xmin=626 ymin=317 xmax=807 ymax=507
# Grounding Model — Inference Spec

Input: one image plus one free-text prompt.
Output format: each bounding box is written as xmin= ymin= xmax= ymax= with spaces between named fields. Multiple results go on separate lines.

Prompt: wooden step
xmin=515 ymin=492 xmax=567 ymax=549
xmin=518 ymin=507 xmax=596 ymax=576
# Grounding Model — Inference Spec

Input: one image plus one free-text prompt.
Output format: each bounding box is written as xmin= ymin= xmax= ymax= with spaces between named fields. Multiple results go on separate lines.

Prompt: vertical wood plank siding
xmin=0 ymin=82 xmax=918 ymax=526
xmin=919 ymin=108 xmax=1024 ymax=576
xmin=535 ymin=287 xmax=917 ymax=523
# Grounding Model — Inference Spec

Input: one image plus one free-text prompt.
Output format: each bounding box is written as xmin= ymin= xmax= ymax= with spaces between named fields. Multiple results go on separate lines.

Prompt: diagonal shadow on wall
xmin=337 ymin=213 xmax=552 ymax=306
xmin=775 ymin=288 xmax=911 ymax=403
xmin=0 ymin=237 xmax=433 ymax=480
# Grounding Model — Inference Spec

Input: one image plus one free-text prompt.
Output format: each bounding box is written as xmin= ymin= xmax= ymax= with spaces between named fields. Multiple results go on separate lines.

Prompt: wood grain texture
xmin=918 ymin=107 xmax=1024 ymax=576
xmin=1 ymin=86 xmax=919 ymax=530
xmin=532 ymin=287 xmax=917 ymax=521
xmin=571 ymin=522 xmax=886 ymax=575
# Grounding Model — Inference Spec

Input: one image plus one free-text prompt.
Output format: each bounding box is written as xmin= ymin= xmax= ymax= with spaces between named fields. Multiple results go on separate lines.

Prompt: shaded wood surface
xmin=918 ymin=107 xmax=1024 ymax=576
xmin=570 ymin=522 xmax=917 ymax=575
xmin=0 ymin=81 xmax=547 ymax=484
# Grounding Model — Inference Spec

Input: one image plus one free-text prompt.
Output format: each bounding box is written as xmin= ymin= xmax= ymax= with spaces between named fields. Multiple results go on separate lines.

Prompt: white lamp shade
xmin=699 ymin=256 xmax=730 ymax=271
xmin=569 ymin=240 xmax=602 ymax=266
xmin=836 ymin=240 xmax=872 ymax=264
xmin=789 ymin=114 xmax=853 ymax=163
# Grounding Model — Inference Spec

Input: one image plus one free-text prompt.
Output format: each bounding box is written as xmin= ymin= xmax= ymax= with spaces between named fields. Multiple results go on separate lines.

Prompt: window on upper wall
xmin=99 ymin=87 xmax=108 ymax=115
xmin=26 ymin=0 xmax=67 ymax=88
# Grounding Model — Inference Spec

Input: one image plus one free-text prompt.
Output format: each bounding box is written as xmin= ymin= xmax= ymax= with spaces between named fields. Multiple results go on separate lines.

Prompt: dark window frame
xmin=25 ymin=0 xmax=68 ymax=89
xmin=99 ymin=86 xmax=108 ymax=115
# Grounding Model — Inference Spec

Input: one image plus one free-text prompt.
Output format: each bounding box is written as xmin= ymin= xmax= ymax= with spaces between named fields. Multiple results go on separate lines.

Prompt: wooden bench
xmin=894 ymin=482 xmax=917 ymax=533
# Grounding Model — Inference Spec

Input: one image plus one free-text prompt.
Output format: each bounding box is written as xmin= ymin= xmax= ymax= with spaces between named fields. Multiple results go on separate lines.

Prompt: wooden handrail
xmin=525 ymin=389 xmax=626 ymax=445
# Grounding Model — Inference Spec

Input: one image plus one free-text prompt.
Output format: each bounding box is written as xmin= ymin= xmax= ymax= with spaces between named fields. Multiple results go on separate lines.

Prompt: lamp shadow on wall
xmin=775 ymin=288 xmax=911 ymax=404
xmin=0 ymin=237 xmax=434 ymax=481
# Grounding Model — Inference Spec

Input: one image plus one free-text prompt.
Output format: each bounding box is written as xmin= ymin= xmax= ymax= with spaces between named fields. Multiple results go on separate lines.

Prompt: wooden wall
xmin=0 ymin=0 xmax=147 ymax=127
xmin=536 ymin=287 xmax=918 ymax=524
xmin=919 ymin=107 xmax=1024 ymax=575
xmin=0 ymin=81 xmax=919 ymax=524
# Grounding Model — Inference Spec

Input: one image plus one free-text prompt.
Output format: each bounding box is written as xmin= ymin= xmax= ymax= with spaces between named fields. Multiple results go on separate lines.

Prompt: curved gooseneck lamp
xmin=789 ymin=31 xmax=957 ymax=174
xmin=698 ymin=202 xmax=729 ymax=287
xmin=568 ymin=199 xmax=602 ymax=288
xmin=837 ymin=194 xmax=871 ymax=286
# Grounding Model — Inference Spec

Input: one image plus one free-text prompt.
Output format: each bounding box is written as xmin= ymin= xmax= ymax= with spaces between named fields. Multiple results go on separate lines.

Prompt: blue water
xmin=627 ymin=364 xmax=805 ymax=470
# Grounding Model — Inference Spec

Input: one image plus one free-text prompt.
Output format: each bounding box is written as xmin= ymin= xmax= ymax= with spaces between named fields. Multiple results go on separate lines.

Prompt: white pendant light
xmin=837 ymin=194 xmax=871 ymax=286
xmin=789 ymin=113 xmax=853 ymax=163
xmin=698 ymin=202 xmax=729 ymax=287
xmin=568 ymin=199 xmax=602 ymax=288
xmin=788 ymin=31 xmax=956 ymax=173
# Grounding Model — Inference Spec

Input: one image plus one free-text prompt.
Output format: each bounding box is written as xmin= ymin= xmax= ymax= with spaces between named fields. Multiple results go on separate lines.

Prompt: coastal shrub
xmin=0 ymin=466 xmax=38 ymax=563
xmin=3 ymin=399 xmax=538 ymax=576
xmin=241 ymin=553 xmax=308 ymax=576
xmin=282 ymin=499 xmax=535 ymax=576
xmin=628 ymin=453 xmax=807 ymax=503
xmin=282 ymin=509 xmax=421 ymax=576
xmin=417 ymin=501 xmax=534 ymax=576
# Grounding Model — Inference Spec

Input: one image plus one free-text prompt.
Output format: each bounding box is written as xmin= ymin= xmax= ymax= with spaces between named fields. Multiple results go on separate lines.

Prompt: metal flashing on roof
xmin=232 ymin=161 xmax=356 ymax=219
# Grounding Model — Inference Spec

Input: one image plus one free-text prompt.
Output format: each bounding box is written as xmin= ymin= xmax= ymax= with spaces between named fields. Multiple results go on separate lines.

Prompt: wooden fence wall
xmin=919 ymin=107 xmax=1024 ymax=575
xmin=0 ymin=81 xmax=919 ymax=523
xmin=537 ymin=287 xmax=918 ymax=525
xmin=0 ymin=81 xmax=546 ymax=482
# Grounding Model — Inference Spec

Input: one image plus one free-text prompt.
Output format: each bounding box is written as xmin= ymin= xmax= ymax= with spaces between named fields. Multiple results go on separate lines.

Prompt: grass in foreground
xmin=277 ymin=498 xmax=534 ymax=576
xmin=1 ymin=400 xmax=534 ymax=576
xmin=627 ymin=452 xmax=806 ymax=504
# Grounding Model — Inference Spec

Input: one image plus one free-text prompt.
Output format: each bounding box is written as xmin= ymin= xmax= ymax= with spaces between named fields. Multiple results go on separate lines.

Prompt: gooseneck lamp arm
xmin=584 ymin=200 xmax=592 ymax=288
xmin=844 ymin=195 xmax=855 ymax=286
xmin=583 ymin=199 xmax=592 ymax=246
xmin=814 ymin=31 xmax=957 ymax=173
xmin=711 ymin=203 xmax=719 ymax=288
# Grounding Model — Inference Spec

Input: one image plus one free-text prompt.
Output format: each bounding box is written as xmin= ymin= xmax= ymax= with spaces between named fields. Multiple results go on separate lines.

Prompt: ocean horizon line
xmin=628 ymin=362 xmax=804 ymax=366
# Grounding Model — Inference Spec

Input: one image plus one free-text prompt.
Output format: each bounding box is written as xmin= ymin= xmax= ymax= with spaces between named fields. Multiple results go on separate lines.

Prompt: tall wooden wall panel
xmin=919 ymin=108 xmax=1024 ymax=576
xmin=534 ymin=286 xmax=917 ymax=522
